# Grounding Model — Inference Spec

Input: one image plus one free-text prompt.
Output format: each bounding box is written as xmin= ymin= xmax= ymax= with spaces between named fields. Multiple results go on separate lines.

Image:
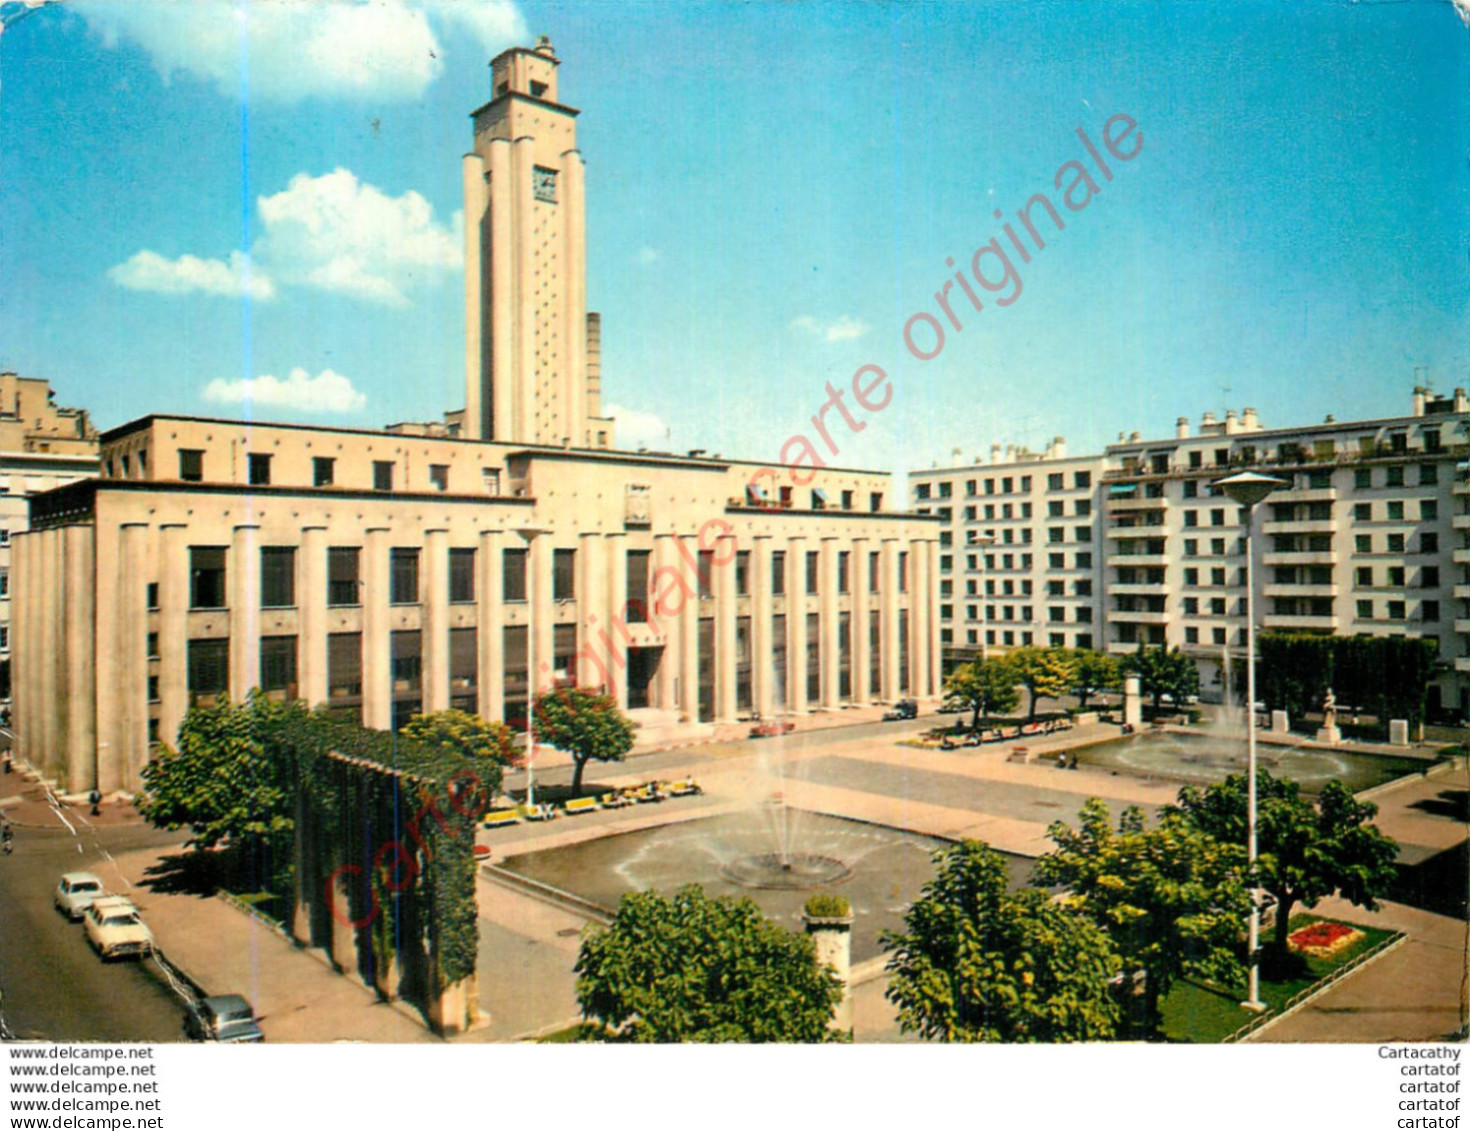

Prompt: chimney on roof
xmin=1413 ymin=386 xmax=1427 ymax=417
xmin=1052 ymin=436 xmax=1066 ymax=459
xmin=1456 ymin=388 xmax=1469 ymax=414
xmin=1129 ymin=431 xmax=1140 ymax=442
xmin=1223 ymin=409 xmax=1240 ymax=435
xmin=991 ymin=443 xmax=1002 ymax=463
xmin=1242 ymin=407 xmax=1259 ymax=430
xmin=1176 ymin=416 xmax=1189 ymax=439
xmin=1201 ymin=411 xmax=1217 ymax=428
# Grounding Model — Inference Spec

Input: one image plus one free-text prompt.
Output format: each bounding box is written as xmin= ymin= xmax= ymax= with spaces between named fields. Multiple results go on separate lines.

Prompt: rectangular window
xmin=1357 ymin=599 xmax=1374 ymax=619
xmin=1354 ymin=468 xmax=1372 ymax=489
xmin=391 ymin=548 xmax=420 ymax=604
xmin=248 ymin=453 xmax=271 ymax=486
xmin=313 ymin=457 xmax=335 ymax=487
xmin=1422 ymin=600 xmax=1441 ymax=623
xmin=1355 ymin=534 xmax=1372 ymax=554
xmin=553 ymin=548 xmax=576 ymax=601
xmin=837 ymin=551 xmax=850 ymax=594
xmin=327 ymin=632 xmax=363 ymax=715
xmin=1387 ymin=501 xmax=1405 ymax=521
xmin=1387 ymin=533 xmax=1405 ymax=553
xmin=502 ymin=548 xmax=527 ymax=602
xmin=1387 ymin=600 xmax=1406 ymax=621
xmin=1354 ymin=503 xmax=1371 ymax=521
xmin=259 ymin=636 xmax=298 ymax=695
xmin=1421 ymin=532 xmax=1439 ymax=554
xmin=187 ymin=638 xmax=229 ymax=699
xmin=736 ymin=551 xmax=751 ymax=597
xmin=869 ymin=551 xmax=880 ymax=593
xmin=1075 ymin=472 xmax=1091 ymax=489
xmin=260 ymin=547 xmax=296 ymax=608
xmin=179 ymin=449 xmax=204 ymax=482
xmin=328 ymin=547 xmax=361 ymax=606
xmin=1421 ymin=500 xmax=1439 ymax=521
xmin=1421 ymin=462 xmax=1439 ymax=485
xmin=373 ymin=460 xmax=394 ymax=492
xmin=627 ymin=550 xmax=651 ymax=623
xmin=146 ymin=583 xmax=159 ymax=609
xmin=806 ymin=551 xmax=820 ymax=595
xmin=429 ymin=464 xmax=449 ymax=492
xmin=1356 ymin=566 xmax=1373 ymax=586
xmin=1386 ymin=466 xmax=1405 ymax=488
xmin=772 ymin=551 xmax=787 ymax=596
xmin=450 ymin=627 xmax=477 ymax=714
xmin=391 ymin=630 xmax=422 ymax=730
xmin=699 ymin=551 xmax=715 ymax=600
xmin=449 ymin=548 xmax=476 ymax=603
xmin=898 ymin=552 xmax=909 ymax=593
xmin=189 ymin=547 xmax=227 ymax=609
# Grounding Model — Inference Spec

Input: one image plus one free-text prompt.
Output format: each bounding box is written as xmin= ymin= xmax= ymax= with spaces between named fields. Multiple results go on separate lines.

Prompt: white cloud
xmin=604 ymin=403 xmax=670 ymax=448
xmin=109 ymin=168 xmax=461 ymax=306
xmin=255 ymin=168 xmax=462 ymax=306
xmin=635 ymin=247 xmax=660 ymax=266
xmin=108 ymin=249 xmax=275 ymax=300
xmin=201 ymin=368 xmax=367 ymax=414
xmin=75 ymin=0 xmax=528 ymax=103
xmin=790 ymin=314 xmax=871 ymax=343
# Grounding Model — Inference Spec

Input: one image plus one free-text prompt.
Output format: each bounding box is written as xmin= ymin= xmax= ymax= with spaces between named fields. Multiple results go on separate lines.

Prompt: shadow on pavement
xmin=1406 ymin=789 xmax=1469 ymax=823
xmin=1389 ymin=840 xmax=1469 ymax=920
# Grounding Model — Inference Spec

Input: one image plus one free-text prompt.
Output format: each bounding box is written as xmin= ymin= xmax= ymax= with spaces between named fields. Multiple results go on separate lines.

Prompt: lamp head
xmin=1212 ymin=471 xmax=1288 ymax=509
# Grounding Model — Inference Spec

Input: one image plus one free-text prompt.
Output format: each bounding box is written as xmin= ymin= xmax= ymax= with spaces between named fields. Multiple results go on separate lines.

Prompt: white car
xmin=83 ymin=896 xmax=153 ymax=961
xmin=54 ymin=872 xmax=106 ymax=921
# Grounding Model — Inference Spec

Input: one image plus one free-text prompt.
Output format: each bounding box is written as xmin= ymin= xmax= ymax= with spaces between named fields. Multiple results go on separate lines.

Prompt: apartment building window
xmin=1357 ymin=599 xmax=1374 ymax=619
xmin=1354 ymin=468 xmax=1371 ymax=489
xmin=1210 ymin=538 xmax=1226 ymax=556
xmin=1211 ymin=627 xmax=1226 ymax=645
xmin=147 ymin=674 xmax=159 ymax=702
xmin=313 ymin=457 xmax=335 ymax=487
xmin=1387 ymin=533 xmax=1405 ymax=553
xmin=940 ymin=554 xmax=953 ymax=574
xmin=1421 ymin=532 xmax=1439 ymax=554
xmin=1421 ymin=500 xmax=1438 ymax=521
xmin=984 ymin=504 xmax=996 ymax=521
xmin=1387 ymin=600 xmax=1406 ymax=621
xmin=260 ymin=547 xmax=296 ymax=608
xmin=916 ymin=484 xmax=931 ymax=500
xmin=502 ymin=548 xmax=527 ymax=602
xmin=1075 ymin=500 xmax=1091 ymax=517
xmin=1021 ymin=502 xmax=1033 ymax=519
xmin=1183 ymin=597 xmax=1198 ymax=615
xmin=553 ymin=548 xmax=576 ymax=600
xmin=1355 ymin=534 xmax=1372 ymax=553
xmin=1420 ymin=463 xmax=1439 ymax=485
xmin=260 ymin=637 xmax=297 ymax=695
xmin=1183 ymin=479 xmax=1198 ymax=498
xmin=429 ymin=464 xmax=449 ymax=492
xmin=485 ymin=469 xmax=503 ymax=495
xmin=1048 ymin=553 xmax=1064 ymax=569
xmin=373 ymin=460 xmax=394 ymax=492
xmin=143 ymin=631 xmax=158 ymax=660
xmin=697 ymin=551 xmax=715 ymax=600
xmin=328 ymin=633 xmax=363 ymax=713
xmin=1209 ymin=508 xmax=1225 ymax=526
xmin=391 ymin=548 xmax=420 ymax=604
xmin=187 ymin=639 xmax=229 ymax=699
xmin=190 ymin=547 xmax=227 ymax=609
xmin=1075 ymin=471 xmax=1092 ymax=489
xmin=837 ymin=551 xmax=850 ymax=594
xmin=1422 ymin=600 xmax=1441 ymax=623
xmin=899 ymin=552 xmax=909 ymax=592
xmin=0 ymin=530 xmax=8 ymax=547
xmin=627 ymin=551 xmax=651 ymax=622
xmin=773 ymin=551 xmax=787 ymax=596
xmin=1048 ymin=606 xmax=1065 ymax=623
xmin=870 ymin=492 xmax=883 ymax=512
xmin=1387 ymin=501 xmax=1405 ymax=521
xmin=1386 ymin=466 xmax=1405 ymax=488
xmin=1184 ymin=539 xmax=1198 ymax=556
xmin=328 ymin=548 xmax=361 ymax=606
xmin=941 ymin=604 xmax=954 ymax=622
xmin=179 ymin=449 xmax=204 ymax=482
xmin=449 ymin=548 xmax=476 ymax=603
xmin=1185 ymin=627 xmax=1199 ymax=644
xmin=1354 ymin=503 xmax=1371 ymax=521
xmin=1076 ymin=552 xmax=1092 ymax=569
xmin=147 ymin=583 xmax=159 ymax=609
xmin=984 ymin=479 xmax=995 ymax=495
xmin=1422 ymin=565 xmax=1440 ymax=588
xmin=1183 ymin=510 xmax=1199 ymax=528
xmin=1356 ymin=566 xmax=1373 ymax=586
xmin=248 ymin=453 xmax=272 ymax=486
xmin=1210 ymin=597 xmax=1226 ymax=616
xmin=1048 ymin=501 xmax=1064 ymax=518
xmin=939 ymin=482 xmax=953 ymax=498
xmin=1047 ymin=581 xmax=1064 ymax=596
xmin=1048 ymin=473 xmax=1063 ymax=490
xmin=1047 ymin=527 xmax=1064 ymax=544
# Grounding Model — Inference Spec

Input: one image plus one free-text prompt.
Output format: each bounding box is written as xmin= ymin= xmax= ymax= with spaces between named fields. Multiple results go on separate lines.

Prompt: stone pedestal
xmin=1389 ymin=719 xmax=1410 ymax=747
xmin=1315 ymin=724 xmax=1342 ymax=745
xmin=803 ymin=911 xmax=853 ymax=1035
xmin=1271 ymin=710 xmax=1290 ymax=734
xmin=1123 ymin=676 xmax=1142 ymax=729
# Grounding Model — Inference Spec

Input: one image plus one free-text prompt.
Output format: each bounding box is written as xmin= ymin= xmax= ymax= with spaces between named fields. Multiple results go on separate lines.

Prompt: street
xmin=0 ymin=809 xmax=191 ymax=1042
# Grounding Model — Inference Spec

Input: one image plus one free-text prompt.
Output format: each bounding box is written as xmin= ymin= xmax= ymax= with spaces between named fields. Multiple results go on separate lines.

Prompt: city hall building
xmin=14 ymin=39 xmax=942 ymax=794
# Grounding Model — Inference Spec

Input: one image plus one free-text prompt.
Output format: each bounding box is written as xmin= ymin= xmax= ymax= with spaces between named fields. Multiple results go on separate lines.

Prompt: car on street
xmin=182 ymin=994 xmax=264 ymax=1043
xmin=882 ymin=699 xmax=919 ymax=721
xmin=54 ymin=872 xmax=107 ymax=921
xmin=82 ymin=896 xmax=153 ymax=961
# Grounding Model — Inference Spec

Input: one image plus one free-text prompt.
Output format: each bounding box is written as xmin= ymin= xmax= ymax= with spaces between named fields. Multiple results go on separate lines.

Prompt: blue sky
xmin=1 ymin=0 xmax=1466 ymax=477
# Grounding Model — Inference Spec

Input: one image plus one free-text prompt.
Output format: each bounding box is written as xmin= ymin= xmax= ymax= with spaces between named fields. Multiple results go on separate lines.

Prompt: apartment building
xmin=0 ymin=374 xmax=99 ymax=715
xmin=913 ymin=388 xmax=1470 ymax=716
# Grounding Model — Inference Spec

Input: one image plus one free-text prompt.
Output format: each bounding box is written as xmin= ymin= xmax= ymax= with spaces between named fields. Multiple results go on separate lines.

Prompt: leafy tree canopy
xmin=575 ymin=885 xmax=843 ymax=1042
xmin=1034 ymin=798 xmax=1250 ymax=1038
xmin=883 ymin=840 xmax=1122 ymax=1043
xmin=401 ymin=709 xmax=516 ymax=798
xmin=1170 ymin=771 xmax=1399 ymax=956
xmin=943 ymin=657 xmax=1020 ymax=731
xmin=1072 ymin=649 xmax=1122 ymax=711
xmin=138 ymin=691 xmax=299 ymax=849
xmin=533 ymin=685 xmax=638 ymax=795
xmin=1009 ymin=646 xmax=1078 ymax=722
xmin=1123 ymin=644 xmax=1200 ymax=714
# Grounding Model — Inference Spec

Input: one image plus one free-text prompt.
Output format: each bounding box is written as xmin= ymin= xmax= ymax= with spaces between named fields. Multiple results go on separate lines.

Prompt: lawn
xmin=1158 ymin=914 xmax=1400 ymax=1044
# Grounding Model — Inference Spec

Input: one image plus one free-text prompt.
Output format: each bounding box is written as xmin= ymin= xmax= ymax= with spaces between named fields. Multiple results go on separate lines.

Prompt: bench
xmin=1008 ymin=746 xmax=1029 ymax=763
xmin=482 ymin=808 xmax=522 ymax=829
xmin=633 ymin=784 xmax=665 ymax=803
xmin=522 ymin=802 xmax=558 ymax=822
xmin=564 ymin=796 xmax=601 ymax=816
xmin=666 ymin=779 xmax=702 ymax=797
xmin=599 ymin=791 xmax=635 ymax=809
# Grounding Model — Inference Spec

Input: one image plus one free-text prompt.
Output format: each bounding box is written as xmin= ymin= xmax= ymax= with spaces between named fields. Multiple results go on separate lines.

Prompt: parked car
xmin=882 ymin=699 xmax=919 ymax=721
xmin=183 ymin=994 xmax=264 ymax=1044
xmin=54 ymin=872 xmax=106 ymax=921
xmin=83 ymin=896 xmax=153 ymax=961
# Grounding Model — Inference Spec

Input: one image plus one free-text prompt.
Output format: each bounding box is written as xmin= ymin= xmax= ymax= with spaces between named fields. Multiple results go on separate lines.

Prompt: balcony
xmin=1106 ymin=639 xmax=1163 ymax=656
xmin=1261 ymin=520 xmax=1337 ymax=536
xmin=1455 ymin=585 xmax=1470 ymax=601
xmin=1263 ymin=583 xmax=1339 ymax=599
xmin=1454 ymin=477 xmax=1470 ymax=497
xmin=1456 ymin=656 xmax=1470 ymax=673
xmin=1271 ymin=486 xmax=1336 ymax=502
xmin=1107 ymin=495 xmax=1169 ymax=512
xmin=1454 ymin=549 xmax=1470 ymax=566
xmin=1261 ymin=613 xmax=1339 ymax=631
xmin=1109 ymin=582 xmax=1168 ymax=596
xmin=1456 ymin=619 xmax=1470 ymax=635
xmin=1453 ymin=514 xmax=1470 ymax=530
xmin=1262 ymin=551 xmax=1337 ymax=567
xmin=1106 ymin=552 xmax=1169 ymax=568
xmin=1110 ymin=609 xmax=1170 ymax=625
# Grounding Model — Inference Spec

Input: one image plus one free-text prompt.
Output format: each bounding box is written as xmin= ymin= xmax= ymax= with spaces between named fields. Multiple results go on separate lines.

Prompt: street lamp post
xmin=515 ymin=527 xmax=550 ymax=808
xmin=1212 ymin=470 xmax=1287 ymax=1013
xmin=972 ymin=533 xmax=997 ymax=663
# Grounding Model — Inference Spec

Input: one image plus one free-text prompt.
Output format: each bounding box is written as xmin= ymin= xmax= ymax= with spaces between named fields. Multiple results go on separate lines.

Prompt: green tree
xmin=401 ymin=708 xmax=516 ymax=799
xmin=138 ymin=691 xmax=297 ymax=850
xmin=1257 ymin=634 xmax=1334 ymax=720
xmin=1071 ymin=649 xmax=1121 ymax=712
xmin=1123 ymin=644 xmax=1200 ymax=715
xmin=1170 ymin=771 xmax=1399 ymax=960
xmin=1034 ymin=798 xmax=1250 ymax=1038
xmin=1009 ymin=646 xmax=1078 ymax=722
xmin=575 ymin=885 xmax=843 ymax=1042
xmin=883 ymin=840 xmax=1122 ymax=1042
xmin=533 ymin=685 xmax=637 ymax=796
xmin=942 ymin=657 xmax=1020 ymax=732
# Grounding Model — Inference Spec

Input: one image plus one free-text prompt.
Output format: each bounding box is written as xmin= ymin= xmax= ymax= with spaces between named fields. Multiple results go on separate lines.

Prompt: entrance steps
xmin=628 ymin=708 xmax=715 ymax=751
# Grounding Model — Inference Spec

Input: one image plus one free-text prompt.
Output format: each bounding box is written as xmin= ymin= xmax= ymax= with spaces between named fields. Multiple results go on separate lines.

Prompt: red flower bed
xmin=1287 ymin=920 xmax=1363 ymax=959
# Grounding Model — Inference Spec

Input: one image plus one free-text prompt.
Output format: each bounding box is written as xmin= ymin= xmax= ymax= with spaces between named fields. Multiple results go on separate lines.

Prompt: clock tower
xmin=463 ymin=37 xmax=611 ymax=447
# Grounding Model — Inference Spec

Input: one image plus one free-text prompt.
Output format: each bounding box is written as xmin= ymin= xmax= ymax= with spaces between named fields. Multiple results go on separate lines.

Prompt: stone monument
xmin=1315 ymin=687 xmax=1342 ymax=745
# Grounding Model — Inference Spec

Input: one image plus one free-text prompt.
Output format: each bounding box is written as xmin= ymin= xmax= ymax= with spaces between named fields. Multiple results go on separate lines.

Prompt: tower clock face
xmin=533 ymin=166 xmax=558 ymax=203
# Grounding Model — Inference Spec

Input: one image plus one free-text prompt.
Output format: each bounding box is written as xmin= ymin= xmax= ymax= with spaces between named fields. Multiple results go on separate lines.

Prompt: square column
xmin=529 ymin=533 xmax=555 ymax=701
xmin=228 ymin=524 xmax=261 ymax=703
xmin=911 ymin=539 xmax=931 ymax=700
xmin=881 ymin=539 xmax=901 ymax=701
xmin=118 ymin=523 xmax=150 ymax=792
xmin=850 ymin=538 xmax=870 ymax=705
xmin=820 ymin=537 xmax=841 ymax=709
xmin=927 ymin=537 xmax=943 ymax=695
xmin=751 ymin=536 xmax=774 ymax=719
xmin=157 ymin=524 xmax=189 ymax=747
xmin=422 ymin=529 xmax=451 ymax=713
xmin=714 ymin=533 xmax=738 ymax=721
xmin=654 ymin=534 xmax=682 ymax=710
xmin=476 ymin=529 xmax=505 ymax=722
xmin=678 ymin=534 xmax=699 ymax=722
xmin=298 ymin=526 xmax=328 ymax=708
xmin=578 ymin=533 xmax=609 ymax=690
xmin=362 ymin=527 xmax=391 ymax=730
xmin=605 ymin=533 xmax=629 ymax=709
xmin=62 ymin=524 xmax=96 ymax=790
xmin=787 ymin=537 xmax=807 ymax=713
